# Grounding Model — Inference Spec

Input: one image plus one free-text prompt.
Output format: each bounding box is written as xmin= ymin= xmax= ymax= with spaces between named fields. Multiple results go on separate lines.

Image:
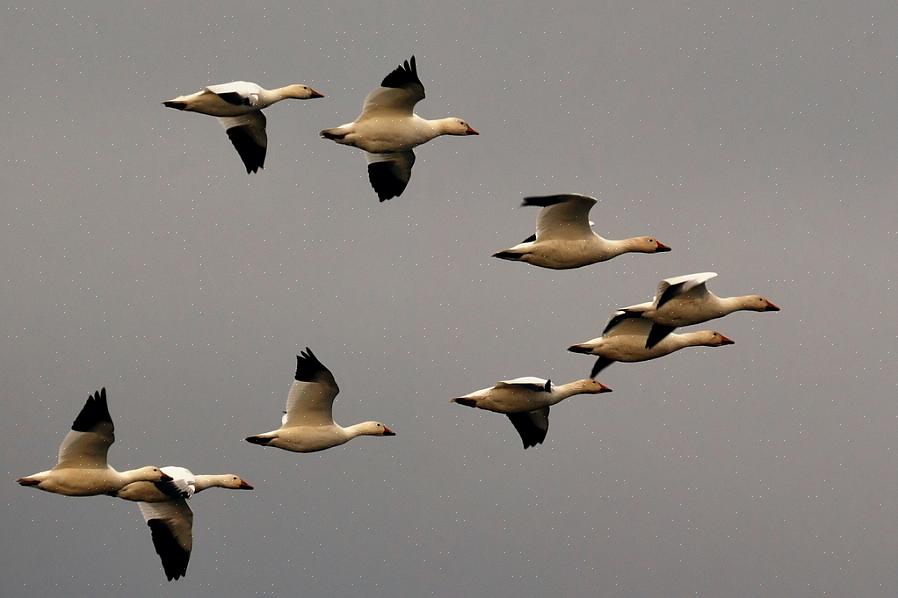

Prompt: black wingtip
xmin=644 ymin=324 xmax=675 ymax=349
xmin=147 ymin=519 xmax=190 ymax=581
xmin=71 ymin=387 xmax=112 ymax=432
xmin=367 ymin=161 xmax=410 ymax=201
xmin=295 ymin=348 xmax=329 ymax=382
xmin=380 ymin=55 xmax=422 ymax=89
xmin=226 ymin=126 xmax=266 ymax=174
xmin=521 ymin=195 xmax=574 ymax=208
xmin=590 ymin=357 xmax=614 ymax=378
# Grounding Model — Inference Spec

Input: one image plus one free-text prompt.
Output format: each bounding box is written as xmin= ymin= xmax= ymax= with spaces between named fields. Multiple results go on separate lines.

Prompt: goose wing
xmin=204 ymin=81 xmax=263 ymax=107
xmin=360 ymin=56 xmax=425 ymax=118
xmin=55 ymin=388 xmax=114 ymax=469
xmin=654 ymin=272 xmax=717 ymax=309
xmin=495 ymin=377 xmax=552 ymax=393
xmin=366 ymin=151 xmax=416 ymax=201
xmin=522 ymin=194 xmax=597 ymax=241
xmin=139 ymin=500 xmax=193 ymax=581
xmin=282 ymin=348 xmax=340 ymax=427
xmin=218 ymin=112 xmax=267 ymax=174
xmin=506 ymin=408 xmax=550 ymax=449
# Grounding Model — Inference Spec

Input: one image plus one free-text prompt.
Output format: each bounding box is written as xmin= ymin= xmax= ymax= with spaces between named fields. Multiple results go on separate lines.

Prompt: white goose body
xmin=493 ymin=194 xmax=671 ymax=270
xmin=17 ymin=388 xmax=170 ymax=496
xmin=569 ymin=318 xmax=734 ymax=377
xmin=245 ymin=348 xmax=396 ymax=454
xmin=116 ymin=466 xmax=253 ymax=581
xmin=452 ymin=377 xmax=612 ymax=449
xmin=320 ymin=56 xmax=479 ymax=201
xmin=163 ymin=81 xmax=324 ymax=174
xmin=608 ymin=273 xmax=780 ymax=348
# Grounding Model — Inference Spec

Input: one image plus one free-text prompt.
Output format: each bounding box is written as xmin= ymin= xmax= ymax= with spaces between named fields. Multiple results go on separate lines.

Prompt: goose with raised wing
xmin=493 ymin=194 xmax=671 ymax=269
xmin=320 ymin=56 xmax=479 ymax=201
xmin=164 ymin=80 xmax=324 ymax=173
xmin=116 ymin=466 xmax=253 ymax=581
xmin=606 ymin=272 xmax=780 ymax=349
xmin=451 ymin=377 xmax=612 ymax=448
xmin=568 ymin=318 xmax=734 ymax=377
xmin=16 ymin=388 xmax=171 ymax=496
xmin=245 ymin=348 xmax=396 ymax=452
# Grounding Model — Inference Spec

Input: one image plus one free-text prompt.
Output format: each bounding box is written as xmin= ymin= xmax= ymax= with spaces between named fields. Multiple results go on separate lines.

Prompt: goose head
xmin=697 ymin=331 xmax=735 ymax=347
xmin=138 ymin=466 xmax=173 ymax=482
xmin=222 ymin=475 xmax=254 ymax=490
xmin=745 ymin=295 xmax=780 ymax=312
xmin=442 ymin=118 xmax=479 ymax=136
xmin=284 ymin=84 xmax=325 ymax=99
xmin=574 ymin=379 xmax=614 ymax=394
xmin=631 ymin=236 xmax=671 ymax=253
xmin=358 ymin=421 xmax=397 ymax=437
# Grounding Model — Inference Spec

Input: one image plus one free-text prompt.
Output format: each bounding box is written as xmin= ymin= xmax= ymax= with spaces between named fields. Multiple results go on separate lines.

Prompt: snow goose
xmin=493 ymin=194 xmax=671 ymax=269
xmin=568 ymin=318 xmax=734 ymax=377
xmin=606 ymin=272 xmax=780 ymax=349
xmin=116 ymin=466 xmax=253 ymax=581
xmin=245 ymin=348 xmax=396 ymax=453
xmin=451 ymin=377 xmax=612 ymax=448
xmin=163 ymin=81 xmax=324 ymax=173
xmin=319 ymin=56 xmax=479 ymax=201
xmin=16 ymin=388 xmax=171 ymax=496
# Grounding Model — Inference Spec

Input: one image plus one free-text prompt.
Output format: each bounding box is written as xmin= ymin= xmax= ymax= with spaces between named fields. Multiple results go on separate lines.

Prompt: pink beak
xmin=655 ymin=241 xmax=671 ymax=252
xmin=238 ymin=480 xmax=254 ymax=490
xmin=765 ymin=301 xmax=780 ymax=312
xmin=719 ymin=335 xmax=735 ymax=345
xmin=382 ymin=426 xmax=397 ymax=436
xmin=465 ymin=125 xmax=479 ymax=135
xmin=309 ymin=89 xmax=325 ymax=99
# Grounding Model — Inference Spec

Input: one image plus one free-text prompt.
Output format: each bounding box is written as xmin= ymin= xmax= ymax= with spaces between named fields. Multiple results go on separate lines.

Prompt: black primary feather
xmin=368 ymin=160 xmax=413 ymax=201
xmin=226 ymin=125 xmax=266 ymax=174
xmin=71 ymin=388 xmax=112 ymax=432
xmin=506 ymin=410 xmax=549 ymax=449
xmin=590 ymin=357 xmax=614 ymax=378
xmin=521 ymin=233 xmax=537 ymax=243
xmin=381 ymin=55 xmax=422 ymax=89
xmin=295 ymin=348 xmax=330 ymax=382
xmin=147 ymin=519 xmax=190 ymax=581
xmin=654 ymin=282 xmax=686 ymax=309
xmin=645 ymin=324 xmax=676 ymax=349
xmin=521 ymin=195 xmax=575 ymax=208
xmin=216 ymin=91 xmax=252 ymax=106
xmin=602 ymin=311 xmax=643 ymax=335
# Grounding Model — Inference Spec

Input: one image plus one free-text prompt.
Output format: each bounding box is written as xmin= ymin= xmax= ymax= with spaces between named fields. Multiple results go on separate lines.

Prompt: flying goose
xmin=606 ymin=272 xmax=780 ymax=348
xmin=568 ymin=318 xmax=734 ymax=377
xmin=320 ymin=56 xmax=479 ymax=201
xmin=116 ymin=466 xmax=253 ymax=581
xmin=452 ymin=377 xmax=612 ymax=448
xmin=493 ymin=194 xmax=671 ymax=269
xmin=163 ymin=81 xmax=324 ymax=173
xmin=245 ymin=348 xmax=396 ymax=452
xmin=17 ymin=388 xmax=171 ymax=496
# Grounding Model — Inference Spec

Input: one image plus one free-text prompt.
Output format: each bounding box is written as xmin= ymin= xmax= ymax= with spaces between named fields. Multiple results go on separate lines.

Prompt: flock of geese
xmin=17 ymin=56 xmax=780 ymax=582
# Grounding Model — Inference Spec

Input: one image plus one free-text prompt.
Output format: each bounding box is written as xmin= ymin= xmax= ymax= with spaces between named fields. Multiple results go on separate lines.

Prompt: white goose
xmin=245 ymin=348 xmax=396 ymax=453
xmin=568 ymin=318 xmax=734 ymax=377
xmin=607 ymin=272 xmax=780 ymax=349
xmin=493 ymin=194 xmax=671 ymax=269
xmin=452 ymin=377 xmax=612 ymax=448
xmin=116 ymin=466 xmax=253 ymax=581
xmin=17 ymin=388 xmax=171 ymax=496
xmin=320 ymin=56 xmax=479 ymax=201
xmin=163 ymin=81 xmax=324 ymax=173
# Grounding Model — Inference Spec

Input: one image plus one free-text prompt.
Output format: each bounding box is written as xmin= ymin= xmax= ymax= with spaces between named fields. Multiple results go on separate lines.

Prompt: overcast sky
xmin=2 ymin=1 xmax=897 ymax=596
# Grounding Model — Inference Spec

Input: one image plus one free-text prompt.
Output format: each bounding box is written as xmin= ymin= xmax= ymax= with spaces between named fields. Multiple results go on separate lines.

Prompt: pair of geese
xmin=17 ymin=350 xmax=395 ymax=582
xmin=164 ymin=56 xmax=478 ymax=200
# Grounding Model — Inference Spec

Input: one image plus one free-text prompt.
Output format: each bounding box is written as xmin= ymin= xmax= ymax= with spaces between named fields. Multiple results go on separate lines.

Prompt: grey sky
xmin=2 ymin=1 xmax=897 ymax=596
